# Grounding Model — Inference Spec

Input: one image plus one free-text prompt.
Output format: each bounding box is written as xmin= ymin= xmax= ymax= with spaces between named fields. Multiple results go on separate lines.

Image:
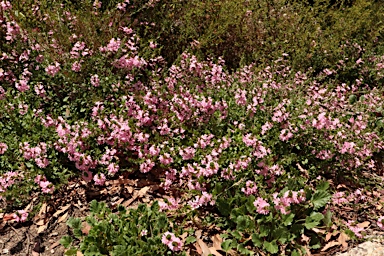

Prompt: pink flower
xmin=161 ymin=232 xmax=183 ymax=252
xmin=0 ymin=143 xmax=8 ymax=154
xmin=15 ymin=79 xmax=30 ymax=92
xmin=159 ymin=153 xmax=173 ymax=165
xmin=179 ymin=146 xmax=196 ymax=160
xmin=140 ymin=159 xmax=155 ymax=173
xmin=91 ymin=74 xmax=100 ymax=87
xmin=346 ymin=220 xmax=365 ymax=238
xmin=332 ymin=192 xmax=348 ymax=204
xmin=107 ymin=163 xmax=119 ymax=175
xmin=149 ymin=41 xmax=157 ymax=49
xmin=71 ymin=61 xmax=81 ymax=72
xmin=40 ymin=181 xmax=54 ymax=193
xmin=241 ymin=181 xmax=258 ymax=196
xmin=93 ymin=173 xmax=106 ymax=185
xmin=261 ymin=122 xmax=273 ymax=135
xmin=82 ymin=170 xmax=93 ymax=182
xmin=45 ymin=62 xmax=60 ymax=76
xmin=13 ymin=210 xmax=28 ymax=222
xmin=254 ymin=197 xmax=270 ymax=215
xmin=242 ymin=134 xmax=257 ymax=147
xmin=279 ymin=129 xmax=293 ymax=141
xmin=377 ymin=217 xmax=384 ymax=230
xmin=106 ymin=38 xmax=121 ymax=52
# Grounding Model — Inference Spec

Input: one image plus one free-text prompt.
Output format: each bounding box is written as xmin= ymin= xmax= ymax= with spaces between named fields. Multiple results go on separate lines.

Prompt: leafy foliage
xmin=61 ymin=201 xmax=186 ymax=255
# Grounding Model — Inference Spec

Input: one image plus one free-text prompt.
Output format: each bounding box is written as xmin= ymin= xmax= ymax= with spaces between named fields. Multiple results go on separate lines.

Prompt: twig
xmin=26 ymin=230 xmax=30 ymax=255
xmin=9 ymin=224 xmax=20 ymax=239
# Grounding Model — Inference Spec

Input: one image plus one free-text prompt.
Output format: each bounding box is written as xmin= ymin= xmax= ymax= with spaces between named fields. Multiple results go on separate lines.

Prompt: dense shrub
xmin=1 ymin=0 xmax=384 ymax=254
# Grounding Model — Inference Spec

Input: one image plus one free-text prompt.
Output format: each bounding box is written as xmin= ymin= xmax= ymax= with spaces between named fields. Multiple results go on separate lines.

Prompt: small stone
xmin=51 ymin=249 xmax=55 ymax=254
xmin=2 ymin=249 xmax=9 ymax=254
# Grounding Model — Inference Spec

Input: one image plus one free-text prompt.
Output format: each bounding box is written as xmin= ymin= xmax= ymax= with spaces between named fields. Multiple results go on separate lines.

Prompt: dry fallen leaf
xmin=137 ymin=186 xmax=150 ymax=197
xmin=212 ymin=234 xmax=223 ymax=251
xmin=37 ymin=224 xmax=48 ymax=234
xmin=301 ymin=234 xmax=310 ymax=244
xmin=77 ymin=251 xmax=84 ymax=256
xmin=35 ymin=219 xmax=45 ymax=226
xmin=50 ymin=241 xmax=61 ymax=250
xmin=2 ymin=214 xmax=14 ymax=222
xmin=195 ymin=230 xmax=202 ymax=239
xmin=197 ymin=239 xmax=211 ymax=256
xmin=357 ymin=221 xmax=370 ymax=229
xmin=31 ymin=251 xmax=39 ymax=256
xmin=39 ymin=203 xmax=47 ymax=216
xmin=338 ymin=232 xmax=350 ymax=249
xmin=312 ymin=228 xmax=326 ymax=234
xmin=195 ymin=241 xmax=203 ymax=255
xmin=321 ymin=241 xmax=340 ymax=251
xmin=122 ymin=186 xmax=151 ymax=207
xmin=208 ymin=247 xmax=223 ymax=256
xmin=53 ymin=205 xmax=71 ymax=218
xmin=57 ymin=211 xmax=69 ymax=223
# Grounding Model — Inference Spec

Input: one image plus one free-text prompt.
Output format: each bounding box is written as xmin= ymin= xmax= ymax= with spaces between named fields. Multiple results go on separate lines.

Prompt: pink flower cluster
xmin=20 ymin=142 xmax=50 ymax=168
xmin=0 ymin=142 xmax=7 ymax=154
xmin=45 ymin=62 xmax=60 ymax=76
xmin=13 ymin=210 xmax=28 ymax=222
xmin=93 ymin=173 xmax=106 ymax=185
xmin=188 ymin=192 xmax=215 ymax=209
xmin=273 ymin=190 xmax=306 ymax=214
xmin=346 ymin=220 xmax=365 ymax=238
xmin=0 ymin=171 xmax=18 ymax=194
xmin=34 ymin=175 xmax=54 ymax=193
xmin=253 ymin=197 xmax=270 ymax=215
xmin=241 ymin=180 xmax=258 ymax=196
xmin=161 ymin=232 xmax=183 ymax=252
xmin=159 ymin=197 xmax=180 ymax=211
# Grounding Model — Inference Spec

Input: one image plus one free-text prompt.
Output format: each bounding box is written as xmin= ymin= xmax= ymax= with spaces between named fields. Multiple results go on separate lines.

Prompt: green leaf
xmin=311 ymin=190 xmax=331 ymax=210
xmin=231 ymin=230 xmax=242 ymax=240
xmin=291 ymin=249 xmax=301 ymax=256
xmin=217 ymin=199 xmax=231 ymax=217
xmin=252 ymin=234 xmax=262 ymax=247
xmin=316 ymin=181 xmax=330 ymax=191
xmin=309 ymin=212 xmax=324 ymax=222
xmin=60 ymin=236 xmax=73 ymax=248
xmin=237 ymin=243 xmax=253 ymax=255
xmin=185 ymin=236 xmax=196 ymax=245
xmin=64 ymin=249 xmax=77 ymax=256
xmin=67 ymin=217 xmax=81 ymax=230
xmin=259 ymin=224 xmax=269 ymax=237
xmin=323 ymin=209 xmax=332 ymax=227
xmin=222 ymin=240 xmax=233 ymax=251
xmin=263 ymin=240 xmax=279 ymax=254
xmin=236 ymin=216 xmax=251 ymax=231
xmin=282 ymin=213 xmax=295 ymax=226
xmin=305 ymin=212 xmax=324 ymax=229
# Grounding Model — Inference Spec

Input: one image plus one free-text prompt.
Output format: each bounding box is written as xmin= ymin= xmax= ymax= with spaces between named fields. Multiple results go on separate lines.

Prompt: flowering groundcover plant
xmin=1 ymin=0 xmax=384 ymax=255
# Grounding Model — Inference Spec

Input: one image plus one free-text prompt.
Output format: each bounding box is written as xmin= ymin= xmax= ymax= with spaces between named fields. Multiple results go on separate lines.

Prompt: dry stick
xmin=8 ymin=224 xmax=20 ymax=239
xmin=26 ymin=230 xmax=30 ymax=255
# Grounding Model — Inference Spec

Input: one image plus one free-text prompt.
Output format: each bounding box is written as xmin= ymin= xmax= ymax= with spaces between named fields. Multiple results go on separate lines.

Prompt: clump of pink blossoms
xmin=93 ymin=173 xmax=106 ymax=185
xmin=34 ymin=175 xmax=54 ymax=193
xmin=13 ymin=210 xmax=28 ymax=222
xmin=161 ymin=232 xmax=183 ymax=252
xmin=0 ymin=142 xmax=7 ymax=154
xmin=45 ymin=62 xmax=60 ymax=76
xmin=254 ymin=197 xmax=270 ymax=215
xmin=346 ymin=220 xmax=365 ymax=238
